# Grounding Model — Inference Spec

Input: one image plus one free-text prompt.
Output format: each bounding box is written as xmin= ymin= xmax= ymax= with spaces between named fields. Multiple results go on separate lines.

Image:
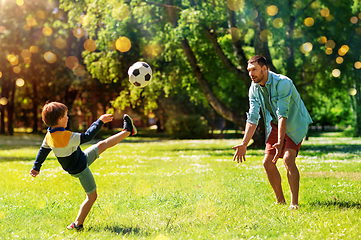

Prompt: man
xmin=232 ymin=55 xmax=312 ymax=209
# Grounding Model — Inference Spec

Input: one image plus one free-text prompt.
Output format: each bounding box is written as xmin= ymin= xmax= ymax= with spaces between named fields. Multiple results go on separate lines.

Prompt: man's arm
xmin=272 ymin=117 xmax=287 ymax=163
xmin=232 ymin=122 xmax=258 ymax=163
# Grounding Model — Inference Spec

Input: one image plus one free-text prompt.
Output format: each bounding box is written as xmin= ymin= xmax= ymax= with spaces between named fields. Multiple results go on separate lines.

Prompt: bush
xmin=165 ymin=114 xmax=209 ymax=139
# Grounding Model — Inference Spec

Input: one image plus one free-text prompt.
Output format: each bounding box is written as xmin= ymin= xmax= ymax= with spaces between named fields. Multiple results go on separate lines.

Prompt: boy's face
xmin=58 ymin=110 xmax=69 ymax=128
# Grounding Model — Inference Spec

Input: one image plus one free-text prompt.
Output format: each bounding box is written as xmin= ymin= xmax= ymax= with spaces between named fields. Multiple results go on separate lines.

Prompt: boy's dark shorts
xmin=265 ymin=122 xmax=302 ymax=158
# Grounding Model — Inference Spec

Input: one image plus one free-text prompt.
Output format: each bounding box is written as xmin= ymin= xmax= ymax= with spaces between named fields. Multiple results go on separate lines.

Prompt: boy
xmin=30 ymin=101 xmax=137 ymax=230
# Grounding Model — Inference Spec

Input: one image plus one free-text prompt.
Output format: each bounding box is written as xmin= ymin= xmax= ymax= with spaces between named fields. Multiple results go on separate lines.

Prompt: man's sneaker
xmin=67 ymin=222 xmax=84 ymax=231
xmin=123 ymin=114 xmax=137 ymax=136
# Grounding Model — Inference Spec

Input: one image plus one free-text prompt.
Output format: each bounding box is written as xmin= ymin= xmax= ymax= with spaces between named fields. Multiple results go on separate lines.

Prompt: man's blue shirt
xmin=247 ymin=71 xmax=313 ymax=144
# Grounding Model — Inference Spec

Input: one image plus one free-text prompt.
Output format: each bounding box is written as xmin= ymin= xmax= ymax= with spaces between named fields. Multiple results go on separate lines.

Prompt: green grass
xmin=1 ymin=132 xmax=361 ymax=239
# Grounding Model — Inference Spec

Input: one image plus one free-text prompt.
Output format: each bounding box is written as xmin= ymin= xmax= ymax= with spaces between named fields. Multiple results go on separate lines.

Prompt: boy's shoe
xmin=123 ymin=114 xmax=137 ymax=136
xmin=67 ymin=222 xmax=84 ymax=231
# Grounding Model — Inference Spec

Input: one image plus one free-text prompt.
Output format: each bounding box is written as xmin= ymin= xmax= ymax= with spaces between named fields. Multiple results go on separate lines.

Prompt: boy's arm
xmin=80 ymin=114 xmax=113 ymax=144
xmin=31 ymin=146 xmax=52 ymax=176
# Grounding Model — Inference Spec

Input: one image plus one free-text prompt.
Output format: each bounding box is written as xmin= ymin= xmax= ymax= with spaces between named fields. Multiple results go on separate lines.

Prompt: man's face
xmin=247 ymin=62 xmax=267 ymax=85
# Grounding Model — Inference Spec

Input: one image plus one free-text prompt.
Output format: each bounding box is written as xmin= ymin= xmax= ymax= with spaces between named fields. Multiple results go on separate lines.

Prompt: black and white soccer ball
xmin=128 ymin=61 xmax=152 ymax=88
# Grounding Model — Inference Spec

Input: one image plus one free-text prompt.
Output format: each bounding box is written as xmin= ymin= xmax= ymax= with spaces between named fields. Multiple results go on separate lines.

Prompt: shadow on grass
xmin=302 ymin=144 xmax=361 ymax=154
xmin=310 ymin=200 xmax=361 ymax=209
xmin=90 ymin=225 xmax=143 ymax=236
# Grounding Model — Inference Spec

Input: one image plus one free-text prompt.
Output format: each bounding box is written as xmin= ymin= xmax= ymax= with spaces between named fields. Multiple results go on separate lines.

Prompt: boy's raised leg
xmin=96 ymin=114 xmax=137 ymax=155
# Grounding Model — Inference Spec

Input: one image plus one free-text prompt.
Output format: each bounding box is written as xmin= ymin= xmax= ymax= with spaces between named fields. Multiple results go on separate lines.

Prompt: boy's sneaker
xmin=123 ymin=114 xmax=137 ymax=136
xmin=67 ymin=222 xmax=84 ymax=231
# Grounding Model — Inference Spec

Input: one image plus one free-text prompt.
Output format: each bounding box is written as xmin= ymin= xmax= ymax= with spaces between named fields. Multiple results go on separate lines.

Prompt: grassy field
xmin=0 ymin=131 xmax=361 ymax=239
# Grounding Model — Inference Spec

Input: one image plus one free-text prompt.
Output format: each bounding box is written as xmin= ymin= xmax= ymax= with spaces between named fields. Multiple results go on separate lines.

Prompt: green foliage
xmin=164 ymin=114 xmax=209 ymax=139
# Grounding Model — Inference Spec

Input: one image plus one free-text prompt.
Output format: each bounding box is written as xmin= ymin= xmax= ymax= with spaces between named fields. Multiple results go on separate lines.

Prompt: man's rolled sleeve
xmin=247 ymin=86 xmax=261 ymax=125
xmin=276 ymin=80 xmax=292 ymax=119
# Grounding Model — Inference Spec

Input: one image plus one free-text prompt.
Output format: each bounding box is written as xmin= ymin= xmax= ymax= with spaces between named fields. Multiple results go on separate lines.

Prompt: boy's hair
xmin=248 ymin=55 xmax=267 ymax=68
xmin=42 ymin=102 xmax=68 ymax=127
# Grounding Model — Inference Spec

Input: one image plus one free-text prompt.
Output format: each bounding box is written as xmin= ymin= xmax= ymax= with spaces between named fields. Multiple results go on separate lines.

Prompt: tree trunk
xmin=164 ymin=0 xmax=268 ymax=147
xmin=7 ymin=79 xmax=16 ymax=135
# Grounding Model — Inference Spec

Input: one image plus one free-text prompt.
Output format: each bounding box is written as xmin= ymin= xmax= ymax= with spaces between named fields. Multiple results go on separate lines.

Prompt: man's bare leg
xmin=283 ymin=149 xmax=299 ymax=207
xmin=263 ymin=154 xmax=286 ymax=204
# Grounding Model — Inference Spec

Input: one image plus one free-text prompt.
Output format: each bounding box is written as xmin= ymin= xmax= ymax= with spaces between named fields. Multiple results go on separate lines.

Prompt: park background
xmin=1 ymin=0 xmax=361 ymax=239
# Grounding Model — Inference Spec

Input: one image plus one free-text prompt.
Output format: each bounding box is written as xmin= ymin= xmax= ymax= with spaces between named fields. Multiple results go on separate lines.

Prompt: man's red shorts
xmin=265 ymin=121 xmax=302 ymax=158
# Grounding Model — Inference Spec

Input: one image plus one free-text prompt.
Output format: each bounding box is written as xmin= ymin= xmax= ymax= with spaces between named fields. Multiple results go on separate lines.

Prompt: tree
xmin=58 ymin=0 xmax=361 ymax=143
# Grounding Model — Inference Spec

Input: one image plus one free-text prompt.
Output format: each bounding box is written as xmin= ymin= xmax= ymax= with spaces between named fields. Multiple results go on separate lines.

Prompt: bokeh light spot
xmin=37 ymin=10 xmax=46 ymax=19
xmin=0 ymin=97 xmax=8 ymax=106
xmin=326 ymin=15 xmax=333 ymax=21
xmin=112 ymin=4 xmax=130 ymax=20
xmin=273 ymin=18 xmax=284 ymax=28
xmin=73 ymin=27 xmax=84 ymax=38
xmin=65 ymin=56 xmax=79 ymax=69
xmin=144 ymin=43 xmax=162 ymax=58
xmin=320 ymin=8 xmax=330 ymax=17
xmin=325 ymin=48 xmax=333 ymax=55
xmin=325 ymin=40 xmax=336 ymax=49
xmin=16 ymin=78 xmax=25 ymax=87
xmin=8 ymin=54 xmax=19 ymax=65
xmin=227 ymin=0 xmax=245 ymax=12
xmin=42 ymin=27 xmax=53 ymax=36
xmin=84 ymin=39 xmax=97 ymax=52
xmin=27 ymin=17 xmax=37 ymax=27
xmin=54 ymin=37 xmax=67 ymax=49
xmin=267 ymin=5 xmax=278 ymax=16
xmin=349 ymin=88 xmax=357 ymax=96
xmin=332 ymin=69 xmax=341 ymax=77
xmin=29 ymin=46 xmax=39 ymax=53
xmin=338 ymin=45 xmax=349 ymax=56
xmin=318 ymin=36 xmax=327 ymax=44
xmin=44 ymin=52 xmax=57 ymax=63
xmin=16 ymin=0 xmax=24 ymax=6
xmin=0 ymin=72 xmax=2 ymax=78
xmin=304 ymin=17 xmax=314 ymax=27
xmin=259 ymin=30 xmax=272 ymax=42
xmin=0 ymin=26 xmax=6 ymax=33
xmin=73 ymin=65 xmax=86 ymax=77
xmin=351 ymin=16 xmax=358 ymax=24
xmin=355 ymin=61 xmax=361 ymax=69
xmin=336 ymin=57 xmax=343 ymax=64
xmin=21 ymin=49 xmax=31 ymax=59
xmin=24 ymin=58 xmax=31 ymax=64
xmin=300 ymin=42 xmax=313 ymax=53
xmin=230 ymin=27 xmax=241 ymax=41
xmin=13 ymin=66 xmax=21 ymax=74
xmin=116 ymin=37 xmax=131 ymax=52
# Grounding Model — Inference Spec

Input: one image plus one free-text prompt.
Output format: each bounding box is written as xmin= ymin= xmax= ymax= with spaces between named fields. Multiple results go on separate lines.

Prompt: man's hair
xmin=42 ymin=102 xmax=68 ymax=127
xmin=248 ymin=55 xmax=267 ymax=68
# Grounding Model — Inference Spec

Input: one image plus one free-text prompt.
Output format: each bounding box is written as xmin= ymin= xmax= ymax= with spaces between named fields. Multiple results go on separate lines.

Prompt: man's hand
xmin=30 ymin=169 xmax=39 ymax=178
xmin=271 ymin=142 xmax=284 ymax=163
xmin=99 ymin=114 xmax=114 ymax=124
xmin=232 ymin=144 xmax=247 ymax=163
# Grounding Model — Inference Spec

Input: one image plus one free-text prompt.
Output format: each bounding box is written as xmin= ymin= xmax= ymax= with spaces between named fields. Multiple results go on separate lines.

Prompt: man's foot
xmin=67 ymin=222 xmax=84 ymax=231
xmin=123 ymin=114 xmax=137 ymax=136
xmin=289 ymin=204 xmax=299 ymax=210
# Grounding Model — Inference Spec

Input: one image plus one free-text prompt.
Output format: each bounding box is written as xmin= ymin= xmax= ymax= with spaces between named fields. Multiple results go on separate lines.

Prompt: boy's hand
xmin=99 ymin=114 xmax=114 ymax=124
xmin=30 ymin=169 xmax=39 ymax=178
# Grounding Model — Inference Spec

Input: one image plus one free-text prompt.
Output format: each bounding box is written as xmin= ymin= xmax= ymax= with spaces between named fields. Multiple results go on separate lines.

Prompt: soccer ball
xmin=128 ymin=61 xmax=152 ymax=88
